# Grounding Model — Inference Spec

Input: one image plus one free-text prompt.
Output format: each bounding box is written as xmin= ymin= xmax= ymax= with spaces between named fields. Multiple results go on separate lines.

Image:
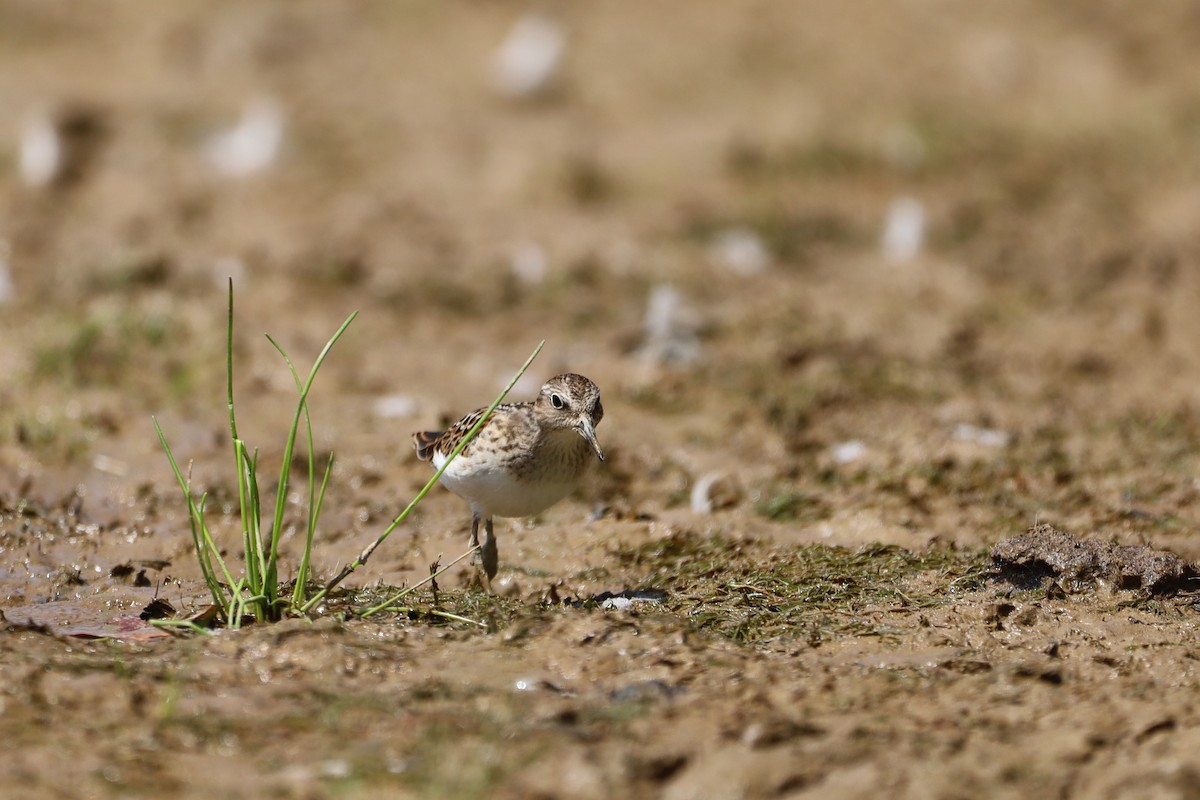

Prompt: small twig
xmin=429 ymin=555 xmax=442 ymax=606
xmin=373 ymin=606 xmax=487 ymax=628
xmin=426 ymin=608 xmax=487 ymax=627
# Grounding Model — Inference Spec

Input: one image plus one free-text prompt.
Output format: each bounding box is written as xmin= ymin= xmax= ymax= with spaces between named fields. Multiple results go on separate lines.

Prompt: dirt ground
xmin=4 ymin=2 xmax=1200 ymax=798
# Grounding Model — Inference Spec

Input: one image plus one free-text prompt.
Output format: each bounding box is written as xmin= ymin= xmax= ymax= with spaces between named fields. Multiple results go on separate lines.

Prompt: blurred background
xmin=4 ymin=1 xmax=1200 ymax=567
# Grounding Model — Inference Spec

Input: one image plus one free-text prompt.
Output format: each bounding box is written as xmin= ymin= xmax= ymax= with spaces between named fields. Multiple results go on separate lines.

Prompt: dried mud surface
xmin=3 ymin=3 xmax=1200 ymax=798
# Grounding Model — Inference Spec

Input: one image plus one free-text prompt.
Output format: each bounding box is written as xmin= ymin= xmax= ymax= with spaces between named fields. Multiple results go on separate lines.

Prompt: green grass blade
xmin=247 ymin=447 xmax=265 ymax=585
xmin=190 ymin=494 xmax=224 ymax=599
xmin=296 ymin=390 xmax=318 ymax=606
xmin=261 ymin=313 xmax=358 ymax=620
xmin=225 ymin=279 xmax=267 ymax=618
xmin=226 ymin=278 xmax=240 ymax=442
xmin=233 ymin=439 xmax=261 ymax=592
xmin=153 ymin=418 xmax=236 ymax=611
xmin=226 ymin=280 xmax=253 ymax=581
xmin=264 ymin=333 xmax=322 ymax=608
xmin=188 ymin=496 xmax=225 ymax=610
xmin=189 ymin=495 xmax=239 ymax=606
xmin=159 ymin=281 xmax=358 ymax=628
xmin=293 ymin=452 xmax=333 ymax=607
xmin=263 ymin=334 xmax=300 ymax=608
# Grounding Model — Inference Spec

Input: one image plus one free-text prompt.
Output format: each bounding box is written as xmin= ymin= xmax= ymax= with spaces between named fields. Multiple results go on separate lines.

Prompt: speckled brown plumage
xmin=412 ymin=373 xmax=605 ymax=585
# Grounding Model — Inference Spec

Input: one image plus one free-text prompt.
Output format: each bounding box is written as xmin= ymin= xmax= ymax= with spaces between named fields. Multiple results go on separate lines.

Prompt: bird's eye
xmin=550 ymin=393 xmax=566 ymax=410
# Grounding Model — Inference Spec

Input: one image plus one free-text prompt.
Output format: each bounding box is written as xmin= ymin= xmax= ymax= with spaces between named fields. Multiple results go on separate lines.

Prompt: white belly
xmin=433 ymin=450 xmax=581 ymax=518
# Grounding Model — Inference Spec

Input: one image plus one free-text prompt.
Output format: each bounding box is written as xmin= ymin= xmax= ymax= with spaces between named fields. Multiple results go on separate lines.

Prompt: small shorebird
xmin=413 ymin=373 xmax=605 ymax=584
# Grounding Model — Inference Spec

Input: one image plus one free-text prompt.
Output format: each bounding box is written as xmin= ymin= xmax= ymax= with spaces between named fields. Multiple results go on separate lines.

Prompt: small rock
xmin=0 ymin=241 xmax=14 ymax=304
xmin=601 ymin=596 xmax=633 ymax=611
xmin=638 ymin=284 xmax=702 ymax=366
xmin=372 ymin=394 xmax=418 ymax=419
xmin=710 ymin=227 xmax=769 ymax=275
xmin=491 ymin=13 xmax=565 ymax=98
xmin=19 ymin=110 xmax=60 ymax=187
xmin=205 ymin=97 xmax=284 ymax=178
xmin=882 ymin=196 xmax=925 ymax=264
xmin=830 ymin=440 xmax=868 ymax=464
xmin=512 ymin=677 xmax=542 ymax=692
xmin=690 ymin=472 xmax=742 ymax=514
xmin=582 ymin=589 xmax=668 ymax=610
xmin=19 ymin=104 xmax=104 ymax=188
xmin=492 ymin=574 xmax=522 ymax=598
xmin=91 ymin=454 xmax=128 ymax=477
xmin=509 ymin=242 xmax=548 ymax=285
xmin=953 ymin=423 xmax=1011 ymax=448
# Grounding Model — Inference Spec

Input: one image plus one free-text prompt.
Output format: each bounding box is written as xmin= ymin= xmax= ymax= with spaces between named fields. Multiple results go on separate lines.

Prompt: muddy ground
xmin=3 ymin=2 xmax=1200 ymax=798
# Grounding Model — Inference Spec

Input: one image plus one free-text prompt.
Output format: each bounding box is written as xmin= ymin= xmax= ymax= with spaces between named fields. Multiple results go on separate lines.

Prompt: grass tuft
xmin=611 ymin=532 xmax=988 ymax=644
xmin=153 ymin=281 xmax=543 ymax=629
xmin=153 ymin=280 xmax=356 ymax=627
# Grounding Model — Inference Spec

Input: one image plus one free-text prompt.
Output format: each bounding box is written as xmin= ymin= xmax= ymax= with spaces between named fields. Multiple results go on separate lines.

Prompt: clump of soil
xmin=991 ymin=524 xmax=1200 ymax=595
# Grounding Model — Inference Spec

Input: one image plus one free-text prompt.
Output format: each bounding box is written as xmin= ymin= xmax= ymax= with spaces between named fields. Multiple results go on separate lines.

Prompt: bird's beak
xmin=577 ymin=418 xmax=605 ymax=462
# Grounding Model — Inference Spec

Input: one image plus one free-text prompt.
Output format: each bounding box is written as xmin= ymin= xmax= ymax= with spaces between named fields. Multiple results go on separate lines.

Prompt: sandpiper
xmin=413 ymin=373 xmax=605 ymax=584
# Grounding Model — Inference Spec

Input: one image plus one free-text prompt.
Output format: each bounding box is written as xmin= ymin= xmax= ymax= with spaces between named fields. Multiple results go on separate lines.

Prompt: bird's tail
xmin=412 ymin=431 xmax=443 ymax=461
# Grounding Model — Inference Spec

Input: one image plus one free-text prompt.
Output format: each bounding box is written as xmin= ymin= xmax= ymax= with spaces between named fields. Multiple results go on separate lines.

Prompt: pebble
xmin=952 ymin=423 xmax=1010 ymax=448
xmin=638 ymin=284 xmax=702 ymax=366
xmin=19 ymin=109 xmax=61 ymax=187
xmin=491 ymin=13 xmax=565 ymax=98
xmin=882 ymin=196 xmax=925 ymax=264
xmin=372 ymin=394 xmax=418 ymax=419
xmin=710 ymin=227 xmax=769 ymax=275
xmin=205 ymin=97 xmax=284 ymax=178
xmin=830 ymin=440 xmax=868 ymax=464
xmin=0 ymin=241 xmax=13 ymax=304
xmin=509 ymin=242 xmax=548 ymax=285
xmin=690 ymin=472 xmax=742 ymax=513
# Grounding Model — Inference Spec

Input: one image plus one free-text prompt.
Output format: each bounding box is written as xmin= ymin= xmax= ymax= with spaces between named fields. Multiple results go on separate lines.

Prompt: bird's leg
xmin=467 ymin=512 xmax=497 ymax=592
xmin=480 ymin=516 xmax=499 ymax=582
xmin=468 ymin=506 xmax=487 ymax=575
